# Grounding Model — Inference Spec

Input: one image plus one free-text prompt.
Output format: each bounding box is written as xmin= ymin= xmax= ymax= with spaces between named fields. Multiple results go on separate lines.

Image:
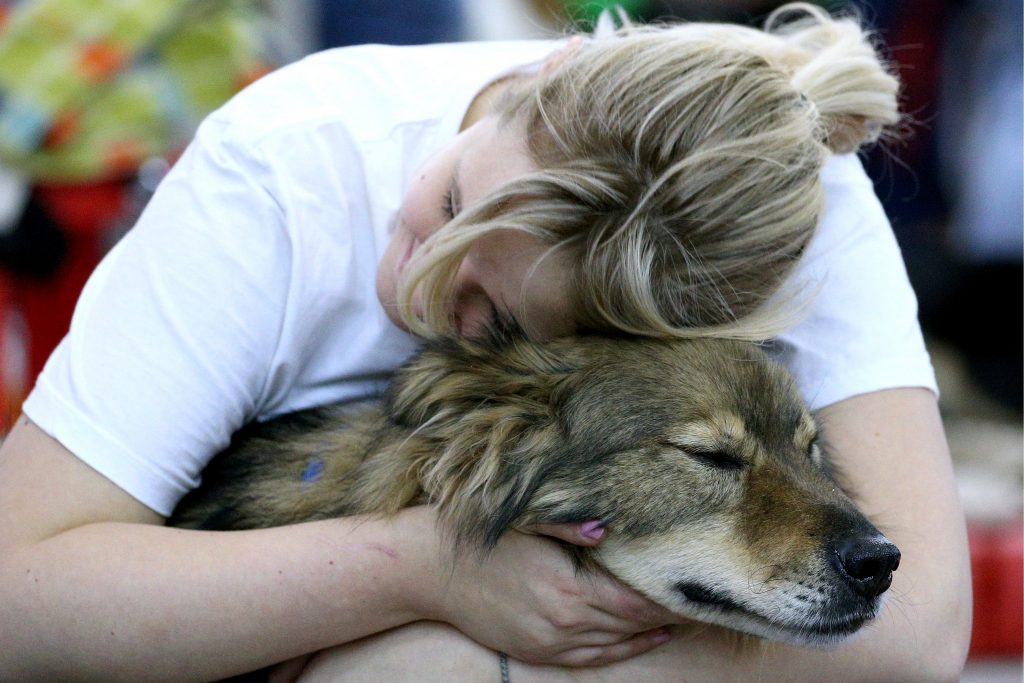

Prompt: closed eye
xmin=441 ymin=187 xmax=456 ymax=220
xmin=664 ymin=443 xmax=744 ymax=471
xmin=455 ymin=290 xmax=519 ymax=339
xmin=442 ymin=162 xmax=463 ymax=220
xmin=690 ymin=450 xmax=745 ymax=471
xmin=486 ymin=301 xmax=511 ymax=334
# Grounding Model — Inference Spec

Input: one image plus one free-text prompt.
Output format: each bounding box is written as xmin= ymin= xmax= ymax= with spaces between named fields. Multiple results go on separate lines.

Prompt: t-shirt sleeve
xmin=767 ymin=154 xmax=938 ymax=410
xmin=23 ymin=118 xmax=294 ymax=516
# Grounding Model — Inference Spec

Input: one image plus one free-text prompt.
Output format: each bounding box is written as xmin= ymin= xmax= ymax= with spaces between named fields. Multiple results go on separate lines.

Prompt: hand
xmin=414 ymin=513 xmax=680 ymax=667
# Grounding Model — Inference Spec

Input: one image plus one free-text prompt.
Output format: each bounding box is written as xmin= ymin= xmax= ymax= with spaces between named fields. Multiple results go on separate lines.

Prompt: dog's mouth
xmin=675 ymin=581 xmax=876 ymax=645
xmin=677 ymin=582 xmax=742 ymax=611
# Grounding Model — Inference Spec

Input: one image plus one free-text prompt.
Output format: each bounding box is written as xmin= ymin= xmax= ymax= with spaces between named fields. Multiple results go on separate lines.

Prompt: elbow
xmin=900 ymin=563 xmax=973 ymax=682
xmin=936 ymin=534 xmax=975 ymax=682
xmin=867 ymin=537 xmax=974 ymax=683
xmin=935 ymin=577 xmax=973 ymax=683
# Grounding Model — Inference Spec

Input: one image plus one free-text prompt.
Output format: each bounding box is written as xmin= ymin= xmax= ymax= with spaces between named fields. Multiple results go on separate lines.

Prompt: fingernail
xmin=580 ymin=520 xmax=605 ymax=540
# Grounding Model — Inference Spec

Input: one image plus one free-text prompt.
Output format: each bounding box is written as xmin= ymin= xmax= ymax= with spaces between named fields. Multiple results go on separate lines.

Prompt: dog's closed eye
xmin=663 ymin=442 xmax=744 ymax=471
xmin=688 ymin=448 xmax=744 ymax=471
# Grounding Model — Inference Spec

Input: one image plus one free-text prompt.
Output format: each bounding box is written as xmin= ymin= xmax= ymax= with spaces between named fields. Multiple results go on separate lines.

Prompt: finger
xmin=572 ymin=604 xmax=670 ymax=635
xmin=570 ymin=629 xmax=647 ymax=648
xmin=536 ymin=603 xmax=646 ymax=638
xmin=589 ymin=602 xmax=684 ymax=634
xmin=525 ymin=520 xmax=606 ymax=546
xmin=554 ymin=628 xmax=673 ymax=667
xmin=579 ymin=574 xmax=678 ymax=625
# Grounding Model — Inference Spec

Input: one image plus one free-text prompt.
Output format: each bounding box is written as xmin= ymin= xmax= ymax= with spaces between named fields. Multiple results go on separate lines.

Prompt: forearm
xmin=0 ymin=509 xmax=436 ymax=681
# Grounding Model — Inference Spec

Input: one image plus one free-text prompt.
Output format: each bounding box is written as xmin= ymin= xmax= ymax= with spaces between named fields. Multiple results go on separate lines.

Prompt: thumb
xmin=525 ymin=520 xmax=606 ymax=547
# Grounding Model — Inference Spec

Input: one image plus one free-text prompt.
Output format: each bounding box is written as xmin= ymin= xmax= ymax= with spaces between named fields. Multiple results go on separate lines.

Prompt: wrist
xmin=385 ymin=506 xmax=449 ymax=623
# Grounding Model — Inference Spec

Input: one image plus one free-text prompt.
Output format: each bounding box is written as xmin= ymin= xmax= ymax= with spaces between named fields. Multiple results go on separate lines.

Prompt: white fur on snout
xmin=808 ymin=442 xmax=823 ymax=468
xmin=595 ymin=520 xmax=881 ymax=646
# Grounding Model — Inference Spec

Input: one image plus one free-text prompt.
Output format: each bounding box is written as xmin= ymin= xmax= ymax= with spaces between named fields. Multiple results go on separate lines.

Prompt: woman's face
xmin=376 ymin=115 xmax=574 ymax=340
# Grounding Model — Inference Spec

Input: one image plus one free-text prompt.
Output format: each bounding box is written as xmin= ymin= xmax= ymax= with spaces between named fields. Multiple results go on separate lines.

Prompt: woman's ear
xmin=539 ymin=36 xmax=584 ymax=76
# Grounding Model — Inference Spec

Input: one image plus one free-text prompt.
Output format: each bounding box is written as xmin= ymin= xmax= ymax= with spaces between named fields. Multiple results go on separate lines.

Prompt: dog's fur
xmin=170 ymin=331 xmax=899 ymax=646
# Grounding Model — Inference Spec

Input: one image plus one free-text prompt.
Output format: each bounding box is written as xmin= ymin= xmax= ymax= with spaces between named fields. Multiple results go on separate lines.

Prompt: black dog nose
xmin=831 ymin=536 xmax=901 ymax=599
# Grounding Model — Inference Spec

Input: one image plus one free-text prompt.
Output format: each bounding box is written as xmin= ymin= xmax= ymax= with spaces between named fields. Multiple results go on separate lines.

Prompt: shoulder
xmin=819 ymin=154 xmax=882 ymax=232
xmin=820 ymin=152 xmax=874 ymax=190
xmin=205 ymin=41 xmax=562 ymax=147
xmin=805 ymin=153 xmax=896 ymax=270
xmin=766 ymin=153 xmax=937 ymax=409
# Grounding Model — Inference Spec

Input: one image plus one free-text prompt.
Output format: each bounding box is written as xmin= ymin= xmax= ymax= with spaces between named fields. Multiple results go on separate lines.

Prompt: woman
xmin=0 ymin=4 xmax=970 ymax=680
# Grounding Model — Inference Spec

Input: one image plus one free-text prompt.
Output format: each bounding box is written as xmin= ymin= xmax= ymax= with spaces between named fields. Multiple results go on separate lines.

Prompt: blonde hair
xmin=400 ymin=2 xmax=899 ymax=339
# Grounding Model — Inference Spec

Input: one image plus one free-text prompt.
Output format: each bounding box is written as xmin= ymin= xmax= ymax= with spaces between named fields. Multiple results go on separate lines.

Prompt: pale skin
xmin=0 ymin=45 xmax=972 ymax=681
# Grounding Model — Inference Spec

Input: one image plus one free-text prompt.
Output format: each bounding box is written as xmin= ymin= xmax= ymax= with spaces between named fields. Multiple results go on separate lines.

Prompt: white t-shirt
xmin=23 ymin=41 xmax=936 ymax=516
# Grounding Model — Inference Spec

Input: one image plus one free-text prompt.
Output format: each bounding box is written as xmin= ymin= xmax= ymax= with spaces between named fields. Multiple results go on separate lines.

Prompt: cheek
xmin=400 ymin=167 xmax=448 ymax=242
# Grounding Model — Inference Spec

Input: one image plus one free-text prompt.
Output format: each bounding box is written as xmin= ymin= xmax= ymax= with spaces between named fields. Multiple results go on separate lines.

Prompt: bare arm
xmin=0 ymin=416 xmax=672 ymax=681
xmin=299 ymin=388 xmax=973 ymax=682
xmin=0 ymin=416 xmax=446 ymax=681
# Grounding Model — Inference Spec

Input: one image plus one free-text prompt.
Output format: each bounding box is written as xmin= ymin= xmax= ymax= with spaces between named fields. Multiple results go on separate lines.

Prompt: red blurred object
xmin=0 ymin=181 xmax=126 ymax=433
xmin=35 ymin=180 xmax=126 ymax=236
xmin=0 ymin=269 xmax=25 ymax=431
xmin=27 ymin=181 xmax=126 ymax=373
xmin=968 ymin=519 xmax=1024 ymax=658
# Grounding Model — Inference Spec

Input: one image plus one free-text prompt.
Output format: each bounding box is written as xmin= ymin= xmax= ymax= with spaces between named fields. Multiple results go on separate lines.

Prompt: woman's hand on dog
xmin=413 ymin=511 xmax=680 ymax=667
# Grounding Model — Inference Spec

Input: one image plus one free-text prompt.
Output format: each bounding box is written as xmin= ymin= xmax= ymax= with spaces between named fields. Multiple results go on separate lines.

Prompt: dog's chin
xmin=671 ymin=582 xmax=883 ymax=648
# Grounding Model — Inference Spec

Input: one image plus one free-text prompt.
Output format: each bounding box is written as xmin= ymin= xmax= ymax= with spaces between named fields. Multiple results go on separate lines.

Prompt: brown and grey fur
xmin=170 ymin=331 xmax=899 ymax=646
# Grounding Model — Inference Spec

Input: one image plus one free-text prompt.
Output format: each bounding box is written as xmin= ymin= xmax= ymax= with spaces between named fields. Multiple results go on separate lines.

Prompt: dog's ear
xmin=424 ymin=421 xmax=610 ymax=576
xmin=387 ymin=329 xmax=584 ymax=552
xmin=424 ymin=415 xmax=566 ymax=552
xmin=385 ymin=328 xmax=576 ymax=429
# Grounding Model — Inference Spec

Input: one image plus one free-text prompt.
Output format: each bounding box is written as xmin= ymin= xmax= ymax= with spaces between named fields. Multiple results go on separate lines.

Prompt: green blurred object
xmin=565 ymin=0 xmax=648 ymax=29
xmin=558 ymin=1 xmax=846 ymax=31
xmin=0 ymin=0 xmax=280 ymax=182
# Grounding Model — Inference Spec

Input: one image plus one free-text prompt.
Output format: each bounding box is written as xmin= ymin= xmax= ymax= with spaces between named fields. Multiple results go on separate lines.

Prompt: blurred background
xmin=0 ymin=1 xmax=1019 ymax=678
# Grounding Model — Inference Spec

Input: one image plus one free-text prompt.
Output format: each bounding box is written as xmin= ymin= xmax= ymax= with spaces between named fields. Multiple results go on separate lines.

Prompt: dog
xmin=169 ymin=330 xmax=900 ymax=646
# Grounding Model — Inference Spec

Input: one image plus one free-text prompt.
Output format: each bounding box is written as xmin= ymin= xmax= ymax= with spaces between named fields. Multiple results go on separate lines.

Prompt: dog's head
xmin=386 ymin=331 xmax=900 ymax=646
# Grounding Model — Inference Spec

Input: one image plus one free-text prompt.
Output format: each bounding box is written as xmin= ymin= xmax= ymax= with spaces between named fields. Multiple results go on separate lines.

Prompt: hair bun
xmin=765 ymin=2 xmax=900 ymax=153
